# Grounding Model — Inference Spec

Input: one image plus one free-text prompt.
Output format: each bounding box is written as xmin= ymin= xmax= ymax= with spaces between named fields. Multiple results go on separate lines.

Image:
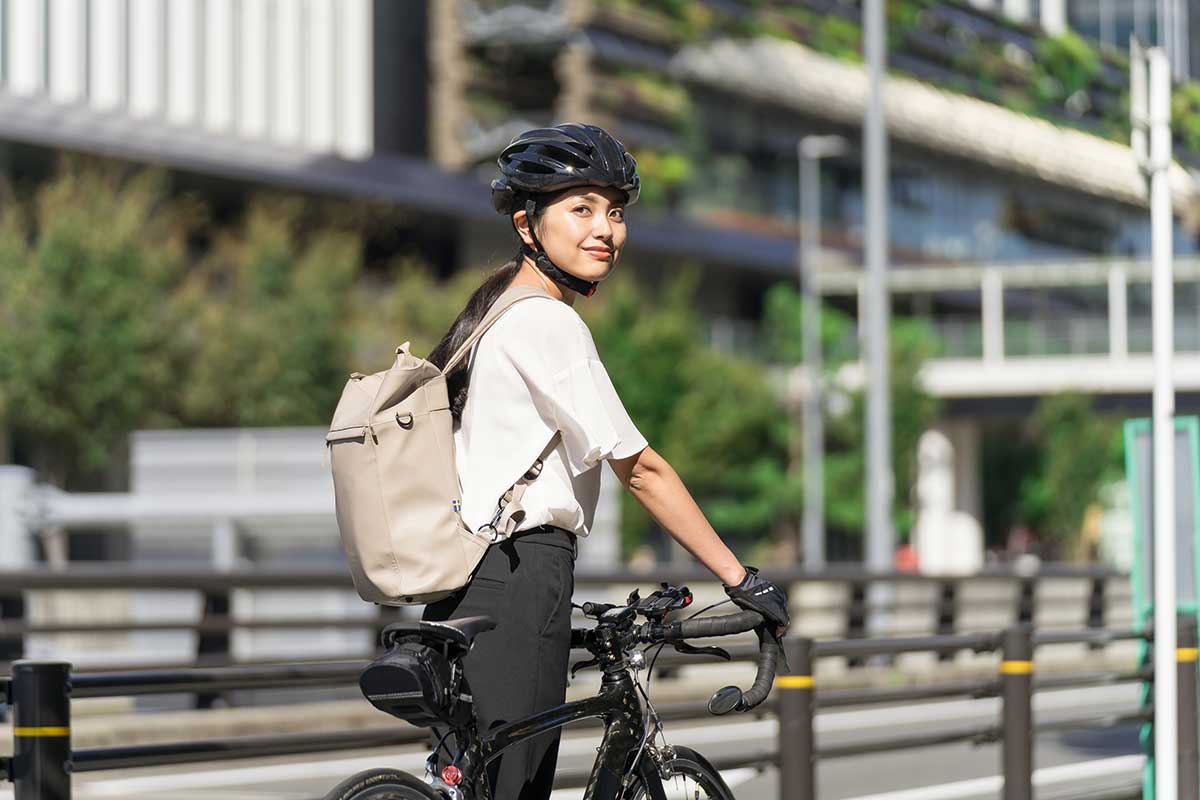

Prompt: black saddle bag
xmin=359 ymin=639 xmax=467 ymax=727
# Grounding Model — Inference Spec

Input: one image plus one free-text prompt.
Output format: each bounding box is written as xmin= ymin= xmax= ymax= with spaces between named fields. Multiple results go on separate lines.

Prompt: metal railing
xmin=1 ymin=564 xmax=1129 ymax=671
xmin=2 ymin=613 xmax=1186 ymax=800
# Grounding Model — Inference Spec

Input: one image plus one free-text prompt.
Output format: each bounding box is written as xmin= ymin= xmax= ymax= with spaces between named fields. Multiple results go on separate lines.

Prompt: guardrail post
xmin=1001 ymin=625 xmax=1033 ymax=800
xmin=1177 ymin=613 xmax=1199 ymax=799
xmin=195 ymin=590 xmax=231 ymax=708
xmin=0 ymin=591 xmax=25 ymax=665
xmin=11 ymin=660 xmax=71 ymax=800
xmin=936 ymin=580 xmax=958 ymax=662
xmin=1086 ymin=576 xmax=1107 ymax=651
xmin=1017 ymin=579 xmax=1035 ymax=626
xmin=778 ymin=636 xmax=815 ymax=800
xmin=846 ymin=581 xmax=866 ymax=667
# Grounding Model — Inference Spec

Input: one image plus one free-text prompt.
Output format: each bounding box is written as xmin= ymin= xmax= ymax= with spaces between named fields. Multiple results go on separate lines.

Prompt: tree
xmin=762 ymin=284 xmax=942 ymax=553
xmin=173 ymin=197 xmax=361 ymax=427
xmin=586 ymin=272 xmax=791 ymax=557
xmin=0 ymin=159 xmax=192 ymax=485
xmin=1016 ymin=392 xmax=1122 ymax=554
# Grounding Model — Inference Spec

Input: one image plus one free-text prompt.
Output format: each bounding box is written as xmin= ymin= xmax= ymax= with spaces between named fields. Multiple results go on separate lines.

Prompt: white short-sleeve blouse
xmin=454 ymin=296 xmax=648 ymax=538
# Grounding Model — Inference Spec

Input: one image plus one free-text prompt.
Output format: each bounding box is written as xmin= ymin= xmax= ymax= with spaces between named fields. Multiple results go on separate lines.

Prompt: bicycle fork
xmin=583 ymin=670 xmax=666 ymax=800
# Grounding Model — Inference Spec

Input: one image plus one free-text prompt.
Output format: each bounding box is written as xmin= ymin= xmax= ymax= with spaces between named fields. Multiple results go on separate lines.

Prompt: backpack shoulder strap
xmin=483 ymin=430 xmax=564 ymax=541
xmin=443 ymin=284 xmax=557 ymax=373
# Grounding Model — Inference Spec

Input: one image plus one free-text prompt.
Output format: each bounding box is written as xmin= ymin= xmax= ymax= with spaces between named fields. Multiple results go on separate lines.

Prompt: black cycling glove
xmin=724 ymin=566 xmax=790 ymax=632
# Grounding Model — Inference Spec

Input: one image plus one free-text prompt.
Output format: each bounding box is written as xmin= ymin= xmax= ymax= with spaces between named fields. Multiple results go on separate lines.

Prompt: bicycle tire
xmin=622 ymin=746 xmax=737 ymax=800
xmin=322 ymin=768 xmax=444 ymax=800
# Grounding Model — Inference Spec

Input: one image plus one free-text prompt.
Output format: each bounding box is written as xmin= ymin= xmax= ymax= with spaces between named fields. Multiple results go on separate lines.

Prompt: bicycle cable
xmin=627 ymin=597 xmax=738 ymax=782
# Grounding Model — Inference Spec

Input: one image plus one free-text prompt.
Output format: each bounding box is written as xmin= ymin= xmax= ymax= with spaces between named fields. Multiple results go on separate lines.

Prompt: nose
xmin=593 ymin=212 xmax=613 ymax=242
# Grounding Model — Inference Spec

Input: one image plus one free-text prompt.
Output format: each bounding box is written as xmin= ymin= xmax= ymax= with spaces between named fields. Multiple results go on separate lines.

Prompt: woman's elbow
xmin=615 ymin=446 xmax=662 ymax=494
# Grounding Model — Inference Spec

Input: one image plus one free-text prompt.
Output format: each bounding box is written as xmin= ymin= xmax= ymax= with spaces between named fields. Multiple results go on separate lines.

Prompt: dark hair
xmin=429 ymin=199 xmax=550 ymax=420
xmin=428 ymin=257 xmax=520 ymax=420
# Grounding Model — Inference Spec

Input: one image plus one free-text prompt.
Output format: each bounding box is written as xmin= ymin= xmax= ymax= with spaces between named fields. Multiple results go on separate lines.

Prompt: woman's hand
xmin=724 ymin=567 xmax=790 ymax=640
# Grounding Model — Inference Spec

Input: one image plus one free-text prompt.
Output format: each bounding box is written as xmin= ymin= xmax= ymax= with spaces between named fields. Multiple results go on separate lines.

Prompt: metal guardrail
xmin=2 ymin=615 xmax=1190 ymax=800
xmin=1 ymin=564 xmax=1128 ymax=671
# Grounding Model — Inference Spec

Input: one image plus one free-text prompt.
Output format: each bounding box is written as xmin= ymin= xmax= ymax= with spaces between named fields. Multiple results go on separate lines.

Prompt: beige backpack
xmin=326 ymin=284 xmax=559 ymax=605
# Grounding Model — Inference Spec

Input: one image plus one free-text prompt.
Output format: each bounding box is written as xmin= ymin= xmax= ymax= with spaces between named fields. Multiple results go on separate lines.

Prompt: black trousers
xmin=423 ymin=526 xmax=576 ymax=800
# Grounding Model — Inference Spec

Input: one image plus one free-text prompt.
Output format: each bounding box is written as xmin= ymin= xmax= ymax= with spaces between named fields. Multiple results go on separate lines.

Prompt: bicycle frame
xmin=447 ymin=666 xmax=666 ymax=800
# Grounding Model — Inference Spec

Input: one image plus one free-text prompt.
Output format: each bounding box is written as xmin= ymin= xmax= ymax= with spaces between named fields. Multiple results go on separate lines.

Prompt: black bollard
xmin=777 ymin=637 xmax=815 ymax=800
xmin=1001 ymin=625 xmax=1033 ymax=800
xmin=11 ymin=660 xmax=71 ymax=800
xmin=1177 ymin=614 xmax=1199 ymax=800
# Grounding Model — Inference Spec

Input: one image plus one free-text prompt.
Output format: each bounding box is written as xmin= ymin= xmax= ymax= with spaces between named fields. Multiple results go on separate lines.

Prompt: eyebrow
xmin=577 ymin=192 xmax=625 ymax=206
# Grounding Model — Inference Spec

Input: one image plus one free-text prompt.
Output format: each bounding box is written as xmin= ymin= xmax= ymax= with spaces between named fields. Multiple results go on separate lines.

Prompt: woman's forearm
xmin=612 ymin=447 xmax=746 ymax=586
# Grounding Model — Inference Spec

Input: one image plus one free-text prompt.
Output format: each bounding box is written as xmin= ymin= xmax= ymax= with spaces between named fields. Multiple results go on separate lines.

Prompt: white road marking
xmin=548 ymin=767 xmax=759 ymax=800
xmin=843 ymin=754 xmax=1145 ymax=800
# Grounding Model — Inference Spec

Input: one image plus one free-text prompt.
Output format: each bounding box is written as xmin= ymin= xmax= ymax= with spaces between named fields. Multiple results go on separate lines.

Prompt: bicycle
xmin=323 ymin=583 xmax=782 ymax=800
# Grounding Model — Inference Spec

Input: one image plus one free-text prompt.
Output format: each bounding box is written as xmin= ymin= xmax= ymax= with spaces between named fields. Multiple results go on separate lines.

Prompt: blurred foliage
xmin=1016 ymin=393 xmax=1123 ymax=553
xmin=0 ymin=158 xmax=193 ymax=485
xmin=1032 ymin=32 xmax=1102 ymax=108
xmin=584 ymin=0 xmax=1200 ymax=163
xmin=762 ymin=285 xmax=941 ymax=547
xmin=350 ymin=261 xmax=488 ymax=368
xmin=632 ymin=150 xmax=695 ymax=210
xmin=0 ymin=159 xmax=408 ymax=486
xmin=585 ymin=272 xmax=791 ymax=557
xmin=173 ymin=198 xmax=361 ymax=428
xmin=1174 ymin=83 xmax=1200 ymax=155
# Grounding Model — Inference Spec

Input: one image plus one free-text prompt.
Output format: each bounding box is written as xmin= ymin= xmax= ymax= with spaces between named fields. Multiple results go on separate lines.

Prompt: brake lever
xmin=570 ymin=657 xmax=599 ymax=678
xmin=673 ymin=641 xmax=732 ymax=661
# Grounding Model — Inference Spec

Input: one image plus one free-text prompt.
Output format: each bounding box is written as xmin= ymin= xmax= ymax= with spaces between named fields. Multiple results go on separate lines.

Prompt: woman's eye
xmin=574 ymin=206 xmax=591 ymax=215
xmin=611 ymin=210 xmax=625 ymax=222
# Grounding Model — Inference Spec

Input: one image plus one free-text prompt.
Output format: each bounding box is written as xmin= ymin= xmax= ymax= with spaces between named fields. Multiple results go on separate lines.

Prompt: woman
xmin=424 ymin=123 xmax=789 ymax=799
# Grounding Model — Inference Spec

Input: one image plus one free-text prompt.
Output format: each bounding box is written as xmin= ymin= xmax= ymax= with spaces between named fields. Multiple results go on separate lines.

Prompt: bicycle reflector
xmin=441 ymin=765 xmax=462 ymax=785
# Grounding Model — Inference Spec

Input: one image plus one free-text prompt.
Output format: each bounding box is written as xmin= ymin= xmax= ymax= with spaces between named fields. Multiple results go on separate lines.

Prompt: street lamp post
xmin=797 ymin=135 xmax=847 ymax=571
xmin=1132 ymin=35 xmax=1178 ymax=800
xmin=863 ymin=0 xmax=893 ymax=587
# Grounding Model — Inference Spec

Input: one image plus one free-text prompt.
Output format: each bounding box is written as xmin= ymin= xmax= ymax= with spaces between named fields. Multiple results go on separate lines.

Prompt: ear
xmin=512 ymin=208 xmax=536 ymax=248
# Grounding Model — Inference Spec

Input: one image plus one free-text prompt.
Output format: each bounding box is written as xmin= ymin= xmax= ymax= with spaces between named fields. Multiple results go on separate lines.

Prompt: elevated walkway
xmin=805 ymin=256 xmax=1200 ymax=402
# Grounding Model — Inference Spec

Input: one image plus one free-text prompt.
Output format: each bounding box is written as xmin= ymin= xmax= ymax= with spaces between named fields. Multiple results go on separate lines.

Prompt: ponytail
xmin=428 ymin=256 xmax=522 ymax=421
xmin=432 ymin=196 xmax=549 ymax=420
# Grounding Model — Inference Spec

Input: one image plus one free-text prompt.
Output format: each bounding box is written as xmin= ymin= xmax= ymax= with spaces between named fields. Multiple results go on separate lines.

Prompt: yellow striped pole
xmin=1177 ymin=615 xmax=1199 ymax=799
xmin=11 ymin=660 xmax=72 ymax=800
xmin=778 ymin=637 xmax=815 ymax=800
xmin=1001 ymin=626 xmax=1033 ymax=800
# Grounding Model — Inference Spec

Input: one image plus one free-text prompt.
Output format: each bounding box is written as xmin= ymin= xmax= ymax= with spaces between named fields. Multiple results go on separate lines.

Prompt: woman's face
xmin=516 ymin=186 xmax=627 ymax=282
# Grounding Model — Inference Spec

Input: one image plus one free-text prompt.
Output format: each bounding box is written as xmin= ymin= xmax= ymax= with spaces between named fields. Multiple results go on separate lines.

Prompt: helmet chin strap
xmin=522 ymin=199 xmax=599 ymax=298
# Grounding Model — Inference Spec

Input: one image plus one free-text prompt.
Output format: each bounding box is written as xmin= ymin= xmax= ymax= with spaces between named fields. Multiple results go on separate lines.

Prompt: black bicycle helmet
xmin=491 ymin=123 xmax=640 ymax=297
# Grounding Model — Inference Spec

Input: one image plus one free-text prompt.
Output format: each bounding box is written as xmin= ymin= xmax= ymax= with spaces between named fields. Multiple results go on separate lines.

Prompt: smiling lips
xmin=583 ymin=247 xmax=613 ymax=259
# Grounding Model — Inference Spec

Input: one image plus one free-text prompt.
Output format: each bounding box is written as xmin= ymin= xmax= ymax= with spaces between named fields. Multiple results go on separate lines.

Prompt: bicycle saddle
xmin=381 ymin=616 xmax=497 ymax=650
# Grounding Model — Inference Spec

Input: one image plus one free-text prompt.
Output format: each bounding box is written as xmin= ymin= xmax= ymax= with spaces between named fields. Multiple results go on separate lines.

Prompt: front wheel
xmin=322 ymin=768 xmax=444 ymax=800
xmin=623 ymin=746 xmax=737 ymax=800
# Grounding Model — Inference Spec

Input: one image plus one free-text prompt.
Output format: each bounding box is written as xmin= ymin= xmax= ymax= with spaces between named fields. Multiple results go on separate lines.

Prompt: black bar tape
xmin=738 ymin=639 xmax=781 ymax=710
xmin=669 ymin=611 xmax=763 ymax=641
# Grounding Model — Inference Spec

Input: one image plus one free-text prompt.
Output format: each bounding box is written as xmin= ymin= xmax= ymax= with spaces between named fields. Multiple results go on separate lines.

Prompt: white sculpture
xmin=913 ymin=429 xmax=984 ymax=575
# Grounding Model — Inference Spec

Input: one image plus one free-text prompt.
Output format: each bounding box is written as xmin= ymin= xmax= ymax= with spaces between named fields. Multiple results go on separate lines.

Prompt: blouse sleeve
xmin=494 ymin=298 xmax=648 ymax=477
xmin=546 ymin=357 xmax=649 ymax=477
